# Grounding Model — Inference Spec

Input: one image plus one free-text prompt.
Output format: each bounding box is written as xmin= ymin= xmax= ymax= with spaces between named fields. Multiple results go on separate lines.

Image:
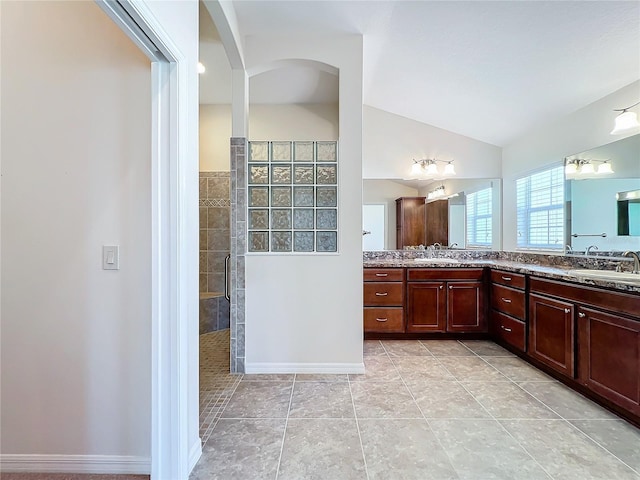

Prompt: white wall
xmin=502 ymin=81 xmax=640 ymax=251
xmin=363 ymin=180 xmax=419 ymax=250
xmin=244 ymin=35 xmax=363 ymax=372
xmin=199 ymin=103 xmax=338 ymax=171
xmin=363 ymin=105 xmax=502 ymax=180
xmin=1 ymin=0 xmax=150 ymax=463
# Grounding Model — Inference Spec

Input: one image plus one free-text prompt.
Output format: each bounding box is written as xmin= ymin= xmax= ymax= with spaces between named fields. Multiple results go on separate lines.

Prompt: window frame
xmin=465 ymin=186 xmax=493 ymax=248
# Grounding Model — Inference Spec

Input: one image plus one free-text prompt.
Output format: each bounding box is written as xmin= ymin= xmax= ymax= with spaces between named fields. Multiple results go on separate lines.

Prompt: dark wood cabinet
xmin=425 ymin=200 xmax=448 ymax=246
xmin=529 ymin=293 xmax=575 ymax=378
xmin=406 ymin=281 xmax=446 ymax=332
xmin=407 ymin=268 xmax=486 ymax=333
xmin=578 ymin=306 xmax=640 ymax=416
xmin=363 ymin=268 xmax=404 ymax=333
xmin=395 ymin=197 xmax=426 ymax=249
xmin=489 ymin=270 xmax=527 ymax=353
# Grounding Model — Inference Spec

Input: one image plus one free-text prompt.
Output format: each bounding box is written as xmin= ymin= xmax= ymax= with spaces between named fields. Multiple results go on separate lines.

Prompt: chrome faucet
xmin=432 ymin=242 xmax=442 ymax=250
xmin=449 ymin=243 xmax=459 ymax=249
xmin=622 ymin=251 xmax=640 ymax=274
xmin=565 ymin=245 xmax=573 ymax=254
xmin=586 ymin=245 xmax=598 ymax=255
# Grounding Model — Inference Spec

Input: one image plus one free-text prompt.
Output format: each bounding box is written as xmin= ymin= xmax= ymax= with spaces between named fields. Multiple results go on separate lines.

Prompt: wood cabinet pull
xmin=439 ymin=285 xmax=444 ymax=290
xmin=375 ymin=292 xmax=388 ymax=296
xmin=578 ymin=312 xmax=586 ymax=318
xmin=502 ymin=276 xmax=512 ymax=281
xmin=449 ymin=285 xmax=453 ymax=289
xmin=501 ymin=297 xmax=512 ymax=303
xmin=501 ymin=325 xmax=512 ymax=332
xmin=375 ymin=273 xmax=388 ymax=277
xmin=376 ymin=317 xmax=388 ymax=322
xmin=564 ymin=308 xmax=571 ymax=314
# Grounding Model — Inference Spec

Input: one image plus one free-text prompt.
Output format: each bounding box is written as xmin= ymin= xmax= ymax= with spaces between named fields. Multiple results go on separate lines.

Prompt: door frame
xmin=96 ymin=1 xmax=197 ymax=479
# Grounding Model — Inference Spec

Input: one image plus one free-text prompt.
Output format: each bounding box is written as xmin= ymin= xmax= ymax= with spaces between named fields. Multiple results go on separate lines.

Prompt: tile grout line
xmin=348 ymin=370 xmax=371 ymax=480
xmin=274 ymin=374 xmax=296 ymax=479
xmin=424 ymin=342 xmax=556 ymax=480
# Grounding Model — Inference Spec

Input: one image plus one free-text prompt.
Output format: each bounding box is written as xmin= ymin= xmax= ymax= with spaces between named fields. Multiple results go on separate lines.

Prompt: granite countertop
xmin=363 ymin=257 xmax=640 ymax=294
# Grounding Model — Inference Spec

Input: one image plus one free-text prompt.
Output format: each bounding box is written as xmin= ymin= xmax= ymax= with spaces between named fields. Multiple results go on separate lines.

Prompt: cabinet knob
xmin=376 ymin=317 xmax=388 ymax=322
xmin=375 ymin=292 xmax=388 ymax=296
xmin=501 ymin=325 xmax=512 ymax=332
xmin=439 ymin=285 xmax=444 ymax=290
xmin=449 ymin=285 xmax=453 ymax=290
xmin=564 ymin=308 xmax=571 ymax=314
xmin=578 ymin=312 xmax=586 ymax=318
xmin=501 ymin=297 xmax=512 ymax=303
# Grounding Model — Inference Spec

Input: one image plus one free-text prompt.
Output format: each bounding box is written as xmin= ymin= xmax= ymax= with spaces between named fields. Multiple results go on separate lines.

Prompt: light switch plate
xmin=103 ymin=245 xmax=120 ymax=270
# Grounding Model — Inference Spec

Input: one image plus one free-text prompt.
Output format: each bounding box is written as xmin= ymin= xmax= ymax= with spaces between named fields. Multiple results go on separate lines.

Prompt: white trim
xmin=0 ymin=455 xmax=149 ymax=474
xmin=95 ymin=2 xmax=196 ymax=480
xmin=188 ymin=439 xmax=203 ymax=473
xmin=245 ymin=362 xmax=365 ymax=374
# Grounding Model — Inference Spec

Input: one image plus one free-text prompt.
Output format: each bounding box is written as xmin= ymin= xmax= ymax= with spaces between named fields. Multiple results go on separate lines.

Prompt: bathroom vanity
xmin=363 ymin=251 xmax=640 ymax=426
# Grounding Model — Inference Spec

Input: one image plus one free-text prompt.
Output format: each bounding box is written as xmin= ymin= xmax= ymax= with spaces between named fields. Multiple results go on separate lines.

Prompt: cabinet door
xmin=447 ymin=281 xmax=486 ymax=332
xmin=529 ymin=293 xmax=575 ymax=377
xmin=407 ymin=282 xmax=446 ymax=332
xmin=578 ymin=306 xmax=640 ymax=416
xmin=396 ymin=197 xmax=426 ymax=249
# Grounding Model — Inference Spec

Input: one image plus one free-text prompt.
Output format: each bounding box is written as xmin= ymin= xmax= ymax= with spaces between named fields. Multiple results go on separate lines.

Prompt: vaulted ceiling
xmin=199 ymin=1 xmax=640 ymax=147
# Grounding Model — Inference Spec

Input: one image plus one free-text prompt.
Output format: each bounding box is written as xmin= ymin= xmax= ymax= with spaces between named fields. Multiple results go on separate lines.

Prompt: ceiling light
xmin=565 ymin=162 xmax=578 ymax=175
xmin=580 ymin=162 xmax=595 ymax=174
xmin=443 ymin=162 xmax=456 ymax=176
xmin=197 ymin=62 xmax=206 ymax=74
xmin=610 ymin=102 xmax=640 ymax=135
xmin=596 ymin=161 xmax=614 ymax=174
xmin=409 ymin=159 xmax=456 ymax=179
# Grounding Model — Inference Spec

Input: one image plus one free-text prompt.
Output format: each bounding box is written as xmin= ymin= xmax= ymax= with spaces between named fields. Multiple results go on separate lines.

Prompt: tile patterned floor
xmin=192 ymin=339 xmax=640 ymax=480
xmin=199 ymin=329 xmax=243 ymax=444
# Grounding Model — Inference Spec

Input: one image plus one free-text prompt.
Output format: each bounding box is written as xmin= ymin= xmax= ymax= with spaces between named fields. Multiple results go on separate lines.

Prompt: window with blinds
xmin=516 ymin=165 xmax=564 ymax=249
xmin=466 ymin=187 xmax=492 ymax=247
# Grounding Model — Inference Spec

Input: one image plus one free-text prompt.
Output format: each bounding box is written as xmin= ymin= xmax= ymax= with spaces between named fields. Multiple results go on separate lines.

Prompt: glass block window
xmin=247 ymin=141 xmax=338 ymax=253
xmin=466 ymin=187 xmax=492 ymax=247
xmin=516 ymin=165 xmax=564 ymax=250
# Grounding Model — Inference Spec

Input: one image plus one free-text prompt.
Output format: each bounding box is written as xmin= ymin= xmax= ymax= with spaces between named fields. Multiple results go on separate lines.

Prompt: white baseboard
xmin=0 ymin=454 xmax=150 ymax=474
xmin=244 ymin=362 xmax=365 ymax=374
xmin=188 ymin=438 xmax=202 ymax=473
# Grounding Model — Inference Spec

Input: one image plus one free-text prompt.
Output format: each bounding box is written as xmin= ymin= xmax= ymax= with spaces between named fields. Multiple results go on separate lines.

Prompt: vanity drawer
xmin=407 ymin=268 xmax=484 ymax=282
xmin=490 ymin=270 xmax=526 ymax=290
xmin=491 ymin=310 xmax=526 ymax=352
xmin=364 ymin=308 xmax=404 ymax=332
xmin=364 ymin=268 xmax=404 ymax=282
xmin=491 ymin=283 xmax=526 ymax=320
xmin=364 ymin=282 xmax=404 ymax=306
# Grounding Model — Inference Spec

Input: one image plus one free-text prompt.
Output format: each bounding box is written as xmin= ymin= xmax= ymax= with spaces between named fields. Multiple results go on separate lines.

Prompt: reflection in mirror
xmin=363 ymin=178 xmax=502 ymax=250
xmin=565 ymin=134 xmax=640 ymax=252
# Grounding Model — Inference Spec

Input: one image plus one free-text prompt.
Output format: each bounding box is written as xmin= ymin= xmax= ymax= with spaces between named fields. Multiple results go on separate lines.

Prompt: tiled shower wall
xmin=230 ymin=138 xmax=246 ymax=373
xmin=199 ymin=172 xmax=231 ymax=293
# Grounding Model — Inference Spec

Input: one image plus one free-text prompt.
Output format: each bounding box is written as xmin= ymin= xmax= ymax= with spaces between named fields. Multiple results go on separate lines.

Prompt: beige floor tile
xmin=462 ymin=381 xmax=559 ymax=419
xmin=351 ymin=381 xmax=423 ymax=418
xmin=382 ymin=339 xmax=432 ymax=356
xmin=483 ymin=356 xmax=556 ymax=382
xmin=363 ymin=340 xmax=386 ymax=356
xmin=295 ymin=373 xmax=349 ymax=382
xmin=221 ymin=381 xmax=292 ymax=418
xmin=349 ymin=355 xmax=401 ymax=382
xmin=459 ymin=340 xmax=515 ymax=356
xmin=278 ymin=418 xmax=366 ymax=480
xmin=288 ymin=382 xmax=354 ymax=418
xmin=437 ymin=356 xmax=508 ymax=381
xmin=359 ymin=419 xmax=458 ymax=479
xmin=392 ymin=356 xmax=456 ymax=382
xmin=420 ymin=339 xmax=475 ymax=356
xmin=406 ymin=380 xmax=491 ymax=419
xmin=502 ymin=419 xmax=640 ymax=479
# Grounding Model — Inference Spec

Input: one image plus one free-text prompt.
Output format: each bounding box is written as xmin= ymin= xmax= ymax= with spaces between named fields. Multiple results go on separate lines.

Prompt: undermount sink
xmin=413 ymin=258 xmax=460 ymax=263
xmin=568 ymin=269 xmax=640 ymax=284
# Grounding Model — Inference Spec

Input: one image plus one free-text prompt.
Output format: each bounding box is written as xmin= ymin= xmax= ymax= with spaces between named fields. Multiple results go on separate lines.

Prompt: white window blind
xmin=516 ymin=166 xmax=564 ymax=249
xmin=466 ymin=187 xmax=492 ymax=247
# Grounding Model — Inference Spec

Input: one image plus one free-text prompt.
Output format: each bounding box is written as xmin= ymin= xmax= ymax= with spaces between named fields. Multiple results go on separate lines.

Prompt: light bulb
xmin=425 ymin=162 xmax=438 ymax=176
xmin=611 ymin=110 xmax=640 ymax=135
xmin=597 ymin=162 xmax=614 ymax=174
xmin=443 ymin=162 xmax=456 ymax=176
xmin=580 ymin=162 xmax=595 ymax=174
xmin=197 ymin=62 xmax=206 ymax=74
xmin=565 ymin=162 xmax=578 ymax=175
xmin=411 ymin=162 xmax=423 ymax=176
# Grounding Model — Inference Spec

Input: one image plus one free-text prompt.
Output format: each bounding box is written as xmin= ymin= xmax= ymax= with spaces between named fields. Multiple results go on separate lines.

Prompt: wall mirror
xmin=565 ymin=134 xmax=640 ymax=252
xmin=363 ymin=178 xmax=502 ymax=250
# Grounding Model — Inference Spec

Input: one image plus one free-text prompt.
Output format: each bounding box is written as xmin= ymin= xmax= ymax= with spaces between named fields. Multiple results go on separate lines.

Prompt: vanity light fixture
xmin=426 ymin=185 xmax=446 ymax=200
xmin=410 ymin=159 xmax=456 ymax=179
xmin=611 ymin=101 xmax=640 ymax=135
xmin=565 ymin=159 xmax=614 ymax=175
xmin=197 ymin=62 xmax=206 ymax=74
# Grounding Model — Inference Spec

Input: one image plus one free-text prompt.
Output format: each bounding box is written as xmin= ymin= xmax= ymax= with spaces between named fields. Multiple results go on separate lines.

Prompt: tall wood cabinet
xmin=425 ymin=200 xmax=449 ymax=246
xmin=396 ymin=197 xmax=426 ymax=249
